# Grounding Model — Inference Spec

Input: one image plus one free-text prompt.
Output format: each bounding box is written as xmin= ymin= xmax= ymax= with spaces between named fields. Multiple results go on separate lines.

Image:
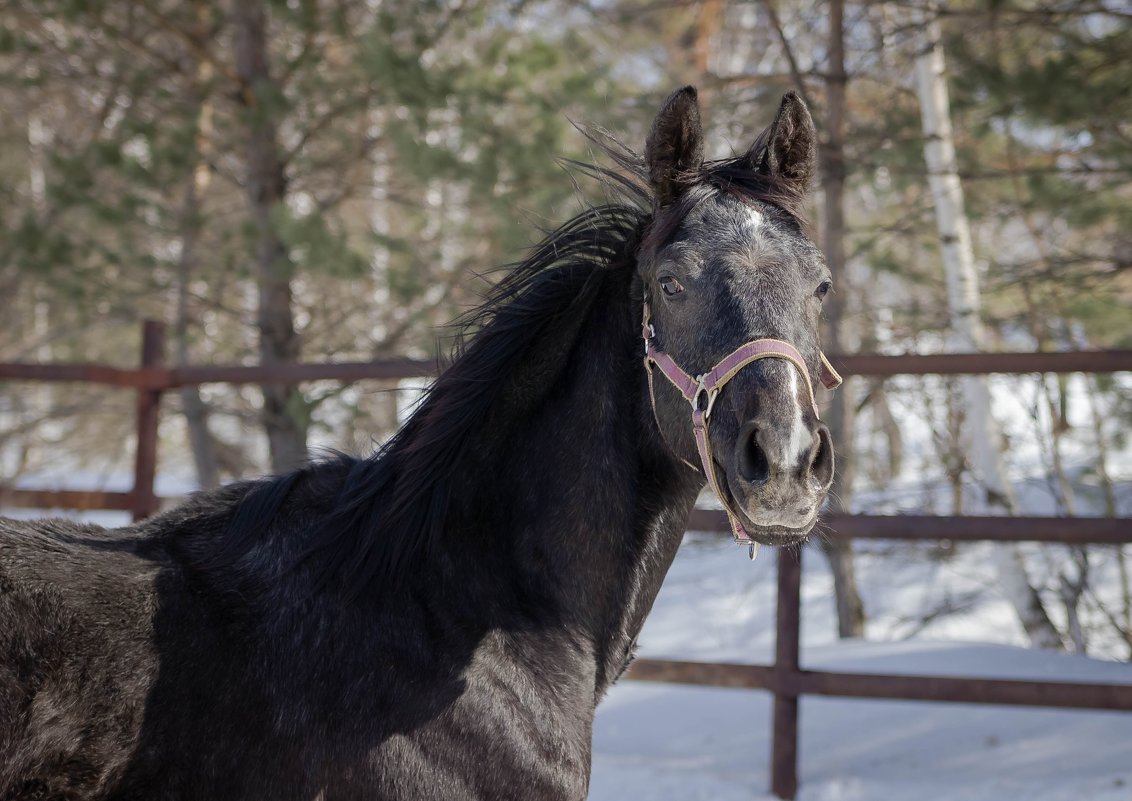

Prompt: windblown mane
xmin=213 ymin=126 xmax=806 ymax=600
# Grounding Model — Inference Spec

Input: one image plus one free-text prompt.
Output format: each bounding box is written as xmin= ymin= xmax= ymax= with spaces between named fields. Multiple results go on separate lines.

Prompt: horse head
xmin=639 ymin=87 xmax=838 ymax=547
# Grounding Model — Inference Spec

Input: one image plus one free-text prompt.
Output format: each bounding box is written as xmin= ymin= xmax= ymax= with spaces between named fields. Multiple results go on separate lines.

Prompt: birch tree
xmin=913 ymin=3 xmax=1063 ymax=649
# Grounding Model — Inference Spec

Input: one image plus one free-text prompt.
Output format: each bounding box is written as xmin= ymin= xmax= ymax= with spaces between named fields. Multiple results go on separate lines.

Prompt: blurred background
xmin=1 ymin=0 xmax=1131 ymax=744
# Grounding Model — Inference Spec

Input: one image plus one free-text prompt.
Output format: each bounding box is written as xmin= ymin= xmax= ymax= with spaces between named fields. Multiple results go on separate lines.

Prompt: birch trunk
xmin=913 ymin=5 xmax=1063 ymax=649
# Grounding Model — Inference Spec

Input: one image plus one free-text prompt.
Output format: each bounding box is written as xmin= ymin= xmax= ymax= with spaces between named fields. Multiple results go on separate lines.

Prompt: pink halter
xmin=642 ymin=301 xmax=842 ymax=554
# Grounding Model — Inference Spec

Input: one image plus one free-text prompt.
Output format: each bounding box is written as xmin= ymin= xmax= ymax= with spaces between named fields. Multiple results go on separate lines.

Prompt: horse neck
xmin=440 ymin=269 xmax=702 ymax=697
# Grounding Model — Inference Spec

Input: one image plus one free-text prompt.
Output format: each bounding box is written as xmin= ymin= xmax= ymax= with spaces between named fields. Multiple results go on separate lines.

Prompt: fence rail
xmin=4 ymin=350 xmax=1131 ymax=388
xmin=628 ymin=655 xmax=1132 ymax=711
xmin=2 ymin=320 xmax=1131 ymax=800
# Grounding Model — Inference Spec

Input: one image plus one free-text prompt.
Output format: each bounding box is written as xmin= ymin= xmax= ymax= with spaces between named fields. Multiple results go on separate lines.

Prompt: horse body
xmin=1 ymin=87 xmax=835 ymax=800
xmin=1 ymin=268 xmax=695 ymax=800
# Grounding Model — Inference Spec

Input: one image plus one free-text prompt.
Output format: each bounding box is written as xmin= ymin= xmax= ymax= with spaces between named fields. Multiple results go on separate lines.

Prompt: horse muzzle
xmin=642 ymin=300 xmax=841 ymax=549
xmin=724 ymin=417 xmax=834 ymax=544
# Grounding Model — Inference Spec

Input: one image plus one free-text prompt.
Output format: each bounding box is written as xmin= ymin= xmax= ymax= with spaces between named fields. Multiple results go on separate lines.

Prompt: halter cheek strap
xmin=642 ymin=302 xmax=842 ymax=554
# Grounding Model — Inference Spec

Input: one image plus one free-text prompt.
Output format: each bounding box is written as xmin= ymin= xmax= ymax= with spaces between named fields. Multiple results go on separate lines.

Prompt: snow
xmin=590 ymin=537 xmax=1132 ymax=800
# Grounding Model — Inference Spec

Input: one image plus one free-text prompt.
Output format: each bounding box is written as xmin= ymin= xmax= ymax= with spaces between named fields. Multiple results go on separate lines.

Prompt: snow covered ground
xmin=591 ymin=536 xmax=1132 ymax=801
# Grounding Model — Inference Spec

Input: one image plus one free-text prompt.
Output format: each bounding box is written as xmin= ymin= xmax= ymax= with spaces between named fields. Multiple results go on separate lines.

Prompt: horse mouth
xmin=715 ymin=461 xmax=819 ymax=544
xmin=703 ymin=449 xmax=822 ymax=545
xmin=739 ymin=516 xmax=817 ymax=545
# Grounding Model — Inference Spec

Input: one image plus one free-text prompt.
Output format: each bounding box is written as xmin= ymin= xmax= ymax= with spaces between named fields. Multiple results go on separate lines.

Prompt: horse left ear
xmin=646 ymin=86 xmax=705 ymax=206
xmin=750 ymin=91 xmax=818 ymax=197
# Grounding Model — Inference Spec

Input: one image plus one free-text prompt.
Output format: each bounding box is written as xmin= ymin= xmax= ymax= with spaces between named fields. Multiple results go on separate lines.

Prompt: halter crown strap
xmin=642 ymin=302 xmax=841 ymax=550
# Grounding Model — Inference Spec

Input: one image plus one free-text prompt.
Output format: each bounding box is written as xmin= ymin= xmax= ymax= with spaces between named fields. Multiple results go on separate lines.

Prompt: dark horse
xmin=0 ymin=88 xmax=836 ymax=800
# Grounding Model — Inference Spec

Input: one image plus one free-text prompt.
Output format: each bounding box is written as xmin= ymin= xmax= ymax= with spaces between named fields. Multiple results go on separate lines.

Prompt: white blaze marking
xmin=746 ymin=207 xmax=764 ymax=232
xmin=783 ymin=367 xmax=810 ymax=467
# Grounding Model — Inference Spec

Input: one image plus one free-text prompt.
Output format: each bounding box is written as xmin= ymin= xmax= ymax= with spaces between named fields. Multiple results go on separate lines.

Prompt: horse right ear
xmin=645 ymin=86 xmax=704 ymax=206
xmin=748 ymin=91 xmax=817 ymax=198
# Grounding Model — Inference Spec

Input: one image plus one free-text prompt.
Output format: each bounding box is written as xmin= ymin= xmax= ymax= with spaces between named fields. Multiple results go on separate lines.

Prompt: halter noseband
xmin=642 ymin=301 xmax=842 ymax=556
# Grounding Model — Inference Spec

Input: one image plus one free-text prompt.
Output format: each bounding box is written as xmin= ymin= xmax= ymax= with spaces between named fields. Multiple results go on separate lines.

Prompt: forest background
xmin=1 ymin=0 xmax=1130 ymax=658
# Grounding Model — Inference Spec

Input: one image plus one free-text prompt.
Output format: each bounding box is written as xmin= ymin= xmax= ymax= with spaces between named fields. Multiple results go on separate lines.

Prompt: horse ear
xmin=645 ymin=86 xmax=705 ymax=206
xmin=749 ymin=91 xmax=818 ymax=197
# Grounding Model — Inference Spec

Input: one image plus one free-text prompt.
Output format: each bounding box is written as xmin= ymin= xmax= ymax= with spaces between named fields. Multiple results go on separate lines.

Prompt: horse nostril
xmin=808 ymin=423 xmax=834 ymax=489
xmin=738 ymin=426 xmax=770 ymax=483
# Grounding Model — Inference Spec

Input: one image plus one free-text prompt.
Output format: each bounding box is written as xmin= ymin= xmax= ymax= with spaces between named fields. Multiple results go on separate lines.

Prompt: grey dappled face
xmin=640 ymin=86 xmax=836 ymax=544
xmin=643 ymin=193 xmax=835 ymax=544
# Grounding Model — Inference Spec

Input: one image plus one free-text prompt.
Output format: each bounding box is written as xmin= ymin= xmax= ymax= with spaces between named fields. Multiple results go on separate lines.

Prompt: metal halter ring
xmin=692 ymin=377 xmax=720 ymax=419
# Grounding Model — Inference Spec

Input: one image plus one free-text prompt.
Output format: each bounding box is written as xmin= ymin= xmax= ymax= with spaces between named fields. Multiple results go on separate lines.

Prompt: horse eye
xmin=659 ymin=276 xmax=684 ymax=297
xmin=815 ymin=281 xmax=832 ymax=300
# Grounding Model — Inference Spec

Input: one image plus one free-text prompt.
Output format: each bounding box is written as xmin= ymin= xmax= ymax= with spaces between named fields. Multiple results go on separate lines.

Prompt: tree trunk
xmin=176 ymin=0 xmax=221 ymax=490
xmin=232 ymin=0 xmax=308 ymax=473
xmin=819 ymin=0 xmax=866 ymax=639
xmin=913 ymin=4 xmax=1062 ymax=649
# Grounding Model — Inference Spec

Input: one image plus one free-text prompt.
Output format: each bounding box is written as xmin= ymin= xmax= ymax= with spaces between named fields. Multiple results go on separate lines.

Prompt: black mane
xmin=210 ymin=133 xmax=805 ymax=601
xmin=215 ymin=186 xmax=648 ymax=599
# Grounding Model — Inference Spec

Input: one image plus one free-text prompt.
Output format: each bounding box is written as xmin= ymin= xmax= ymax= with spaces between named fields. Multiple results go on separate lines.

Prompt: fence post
xmin=770 ymin=548 xmax=803 ymax=799
xmin=130 ymin=320 xmax=165 ymax=521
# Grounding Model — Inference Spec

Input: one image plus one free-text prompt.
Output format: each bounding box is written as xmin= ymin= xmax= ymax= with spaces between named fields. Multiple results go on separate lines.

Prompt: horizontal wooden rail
xmin=0 ymin=488 xmax=135 ymax=512
xmin=0 ymin=359 xmax=439 ymax=389
xmin=4 ymin=490 xmax=1127 ymax=547
xmin=687 ymin=510 xmax=1130 ymax=543
xmin=165 ymin=358 xmax=438 ymax=388
xmin=627 ymin=658 xmax=1132 ymax=712
xmin=0 ymin=363 xmax=157 ymax=388
xmin=3 ymin=489 xmax=1127 ymax=547
xmin=3 ymin=350 xmax=1131 ymax=390
xmin=831 ymin=350 xmax=1132 ymax=377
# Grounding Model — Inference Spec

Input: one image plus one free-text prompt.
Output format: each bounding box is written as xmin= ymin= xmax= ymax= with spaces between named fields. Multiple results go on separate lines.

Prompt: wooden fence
xmin=2 ymin=320 xmax=1131 ymax=799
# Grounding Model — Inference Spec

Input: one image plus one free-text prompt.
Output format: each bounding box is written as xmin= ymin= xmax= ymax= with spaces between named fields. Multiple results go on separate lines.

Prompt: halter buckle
xmin=692 ymin=376 xmax=720 ymax=419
